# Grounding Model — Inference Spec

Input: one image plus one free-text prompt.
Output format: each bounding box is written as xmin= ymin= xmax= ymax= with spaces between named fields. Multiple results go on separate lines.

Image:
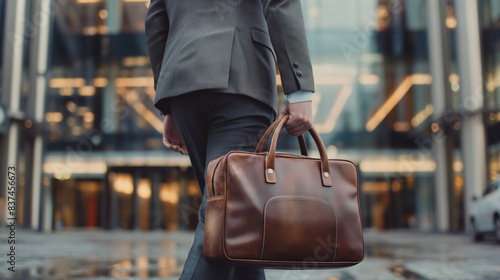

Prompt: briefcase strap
xmin=261 ymin=114 xmax=333 ymax=187
xmin=254 ymin=114 xmax=308 ymax=156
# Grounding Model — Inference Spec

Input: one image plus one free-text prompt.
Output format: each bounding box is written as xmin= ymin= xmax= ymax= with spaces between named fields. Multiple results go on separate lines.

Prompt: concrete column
xmin=454 ymin=0 xmax=488 ymax=233
xmin=105 ymin=0 xmax=123 ymax=35
xmin=426 ymin=0 xmax=453 ymax=232
xmin=25 ymin=0 xmax=53 ymax=232
xmin=0 ymin=0 xmax=27 ymax=227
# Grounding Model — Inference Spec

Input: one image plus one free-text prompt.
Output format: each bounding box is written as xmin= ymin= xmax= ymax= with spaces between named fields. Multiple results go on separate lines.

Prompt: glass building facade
xmin=1 ymin=0 xmax=499 ymax=233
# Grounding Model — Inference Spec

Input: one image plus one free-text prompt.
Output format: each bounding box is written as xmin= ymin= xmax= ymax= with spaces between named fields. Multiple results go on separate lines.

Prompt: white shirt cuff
xmin=287 ymin=90 xmax=314 ymax=103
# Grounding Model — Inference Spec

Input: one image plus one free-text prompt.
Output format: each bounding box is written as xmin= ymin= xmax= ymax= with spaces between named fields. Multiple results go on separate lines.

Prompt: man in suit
xmin=145 ymin=0 xmax=315 ymax=279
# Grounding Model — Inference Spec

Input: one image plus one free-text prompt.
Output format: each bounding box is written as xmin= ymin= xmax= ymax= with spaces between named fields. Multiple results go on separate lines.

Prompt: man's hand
xmin=279 ymin=101 xmax=313 ymax=136
xmin=163 ymin=115 xmax=188 ymax=155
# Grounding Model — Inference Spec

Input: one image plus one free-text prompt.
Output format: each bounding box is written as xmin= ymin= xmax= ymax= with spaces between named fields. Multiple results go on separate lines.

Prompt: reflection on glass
xmin=36 ymin=0 xmax=500 ymax=233
xmin=157 ymin=257 xmax=178 ymax=277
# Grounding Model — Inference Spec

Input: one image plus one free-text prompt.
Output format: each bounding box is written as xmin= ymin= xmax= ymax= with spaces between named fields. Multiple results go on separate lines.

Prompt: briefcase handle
xmin=260 ymin=114 xmax=333 ymax=187
xmin=254 ymin=114 xmax=308 ymax=156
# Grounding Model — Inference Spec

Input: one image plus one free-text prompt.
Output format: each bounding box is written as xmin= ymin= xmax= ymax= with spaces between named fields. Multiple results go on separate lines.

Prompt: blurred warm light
xmin=490 ymin=159 xmax=499 ymax=180
xmin=119 ymin=89 xmax=163 ymax=133
xmin=136 ymin=257 xmax=149 ymax=268
xmin=99 ymin=9 xmax=108 ymax=19
xmin=453 ymin=160 xmax=464 ymax=172
xmin=449 ymin=74 xmax=460 ymax=92
xmin=360 ymin=158 xmax=436 ymax=173
xmin=136 ymin=257 xmax=149 ymax=278
xmin=50 ymin=78 xmax=85 ymax=88
xmin=145 ymin=86 xmax=156 ymax=101
xmin=454 ymin=177 xmax=463 ymax=196
xmin=98 ymin=25 xmax=108 ymax=35
xmin=446 ymin=17 xmax=457 ymax=29
xmin=115 ymin=77 xmax=154 ymax=87
xmin=187 ymin=181 xmax=200 ymax=196
xmin=76 ymin=181 xmax=101 ymax=193
xmin=54 ymin=171 xmax=71 ymax=180
xmin=366 ymin=74 xmax=432 ymax=131
xmin=59 ymin=87 xmax=73 ymax=96
xmin=93 ymin=77 xmax=108 ymax=87
xmin=78 ymin=86 xmax=95 ymax=96
xmin=376 ymin=5 xmax=391 ymax=30
xmin=157 ymin=257 xmax=177 ymax=277
xmin=446 ymin=7 xmax=457 ymax=29
xmin=77 ymin=107 xmax=90 ymax=115
xmin=314 ymin=85 xmax=352 ymax=134
xmin=411 ymin=74 xmax=432 ymax=84
xmin=114 ymin=173 xmax=134 ymax=195
xmin=486 ymin=77 xmax=500 ymax=92
xmin=449 ymin=74 xmax=460 ymax=84
xmin=78 ymin=0 xmax=102 ymax=3
xmin=138 ymin=179 xmax=152 ymax=199
xmin=110 ymin=260 xmax=132 ymax=278
xmin=393 ymin=266 xmax=404 ymax=277
xmin=45 ymin=161 xmax=107 ymax=175
xmin=45 ymin=112 xmax=63 ymax=123
xmin=72 ymin=126 xmax=82 ymax=135
xmin=431 ymin=123 xmax=440 ymax=132
xmin=392 ymin=181 xmax=402 ymax=192
xmin=123 ymin=56 xmax=150 ymax=67
xmin=276 ymin=75 xmax=282 ymax=86
xmin=358 ymin=74 xmax=380 ymax=85
xmin=393 ymin=122 xmax=410 ymax=132
xmin=160 ymin=182 xmax=180 ymax=204
xmin=412 ymin=104 xmax=433 ymax=127
xmin=84 ymin=112 xmax=95 ymax=123
xmin=83 ymin=26 xmax=98 ymax=36
xmin=362 ymin=182 xmax=389 ymax=193
xmin=66 ymin=101 xmax=76 ymax=112
xmin=453 ymin=122 xmax=461 ymax=130
xmin=366 ymin=76 xmax=412 ymax=132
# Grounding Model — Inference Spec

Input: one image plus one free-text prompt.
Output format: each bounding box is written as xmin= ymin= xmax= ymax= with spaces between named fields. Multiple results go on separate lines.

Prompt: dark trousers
xmin=170 ymin=91 xmax=275 ymax=280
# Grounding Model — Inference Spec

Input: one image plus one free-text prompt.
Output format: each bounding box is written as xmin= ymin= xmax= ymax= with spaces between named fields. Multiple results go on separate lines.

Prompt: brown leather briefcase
xmin=203 ymin=114 xmax=364 ymax=269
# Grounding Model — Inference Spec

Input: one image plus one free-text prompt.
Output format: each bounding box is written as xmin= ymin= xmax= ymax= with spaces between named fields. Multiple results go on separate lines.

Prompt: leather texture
xmin=203 ymin=114 xmax=364 ymax=269
xmin=145 ymin=0 xmax=315 ymax=117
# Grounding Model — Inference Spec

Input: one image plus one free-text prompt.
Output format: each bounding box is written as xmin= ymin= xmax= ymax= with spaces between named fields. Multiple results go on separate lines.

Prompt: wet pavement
xmin=0 ymin=228 xmax=499 ymax=280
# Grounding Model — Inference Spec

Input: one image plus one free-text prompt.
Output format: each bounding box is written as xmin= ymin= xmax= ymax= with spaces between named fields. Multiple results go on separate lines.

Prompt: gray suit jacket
xmin=145 ymin=0 xmax=315 ymax=116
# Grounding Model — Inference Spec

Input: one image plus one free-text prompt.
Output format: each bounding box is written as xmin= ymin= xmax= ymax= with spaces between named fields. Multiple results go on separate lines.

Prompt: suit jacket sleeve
xmin=264 ymin=0 xmax=315 ymax=95
xmin=145 ymin=0 xmax=169 ymax=92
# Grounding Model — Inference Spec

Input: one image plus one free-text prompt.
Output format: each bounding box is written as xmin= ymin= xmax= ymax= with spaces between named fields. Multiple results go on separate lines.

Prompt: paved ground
xmin=0 ymin=228 xmax=499 ymax=280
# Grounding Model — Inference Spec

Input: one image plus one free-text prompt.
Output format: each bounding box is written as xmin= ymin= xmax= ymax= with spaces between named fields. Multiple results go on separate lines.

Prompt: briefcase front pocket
xmin=260 ymin=196 xmax=338 ymax=262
